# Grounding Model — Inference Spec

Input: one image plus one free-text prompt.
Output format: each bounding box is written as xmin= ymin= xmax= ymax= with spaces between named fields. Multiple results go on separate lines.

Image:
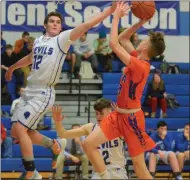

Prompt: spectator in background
xmin=1 ymin=44 xmax=23 ymax=88
xmin=145 ymin=72 xmax=167 ymax=118
xmin=175 ymin=123 xmax=190 ymax=172
xmin=52 ymin=146 xmax=80 ymax=179
xmin=130 ymin=32 xmax=141 ymax=48
xmin=73 ymin=32 xmax=98 ymax=77
xmin=1 ymin=31 xmax=6 ymax=54
xmin=14 ymin=31 xmax=30 ymax=54
xmin=56 ymin=124 xmax=89 ymax=179
xmin=17 ymin=36 xmax=35 ymax=87
xmin=94 ymin=31 xmax=113 ymax=72
xmin=65 ymin=45 xmax=76 ymax=79
xmin=147 ymin=121 xmax=182 ymax=179
xmin=1 ymin=122 xmax=13 ymax=158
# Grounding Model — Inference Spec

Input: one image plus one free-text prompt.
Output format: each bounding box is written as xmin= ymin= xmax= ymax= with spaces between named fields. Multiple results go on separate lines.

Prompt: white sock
xmin=97 ymin=169 xmax=110 ymax=179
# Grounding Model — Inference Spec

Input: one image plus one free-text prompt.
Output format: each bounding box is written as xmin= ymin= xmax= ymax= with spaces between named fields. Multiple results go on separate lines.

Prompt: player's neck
xmin=138 ymin=53 xmax=150 ymax=61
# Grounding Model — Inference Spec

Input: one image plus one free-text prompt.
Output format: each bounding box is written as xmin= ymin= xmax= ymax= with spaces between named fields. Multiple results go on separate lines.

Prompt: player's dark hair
xmin=94 ymin=98 xmax=111 ymax=112
xmin=148 ymin=31 xmax=166 ymax=58
xmin=22 ymin=31 xmax=30 ymax=37
xmin=185 ymin=123 xmax=190 ymax=127
xmin=44 ymin=12 xmax=63 ymax=25
xmin=157 ymin=121 xmax=167 ymax=129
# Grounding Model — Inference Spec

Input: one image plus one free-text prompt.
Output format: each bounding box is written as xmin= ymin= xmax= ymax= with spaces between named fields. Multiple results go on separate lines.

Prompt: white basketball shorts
xmin=11 ymin=85 xmax=55 ymax=130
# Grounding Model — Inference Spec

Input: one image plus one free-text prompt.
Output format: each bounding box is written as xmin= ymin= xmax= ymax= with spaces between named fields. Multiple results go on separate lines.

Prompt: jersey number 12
xmin=102 ymin=150 xmax=110 ymax=165
xmin=33 ymin=55 xmax=43 ymax=70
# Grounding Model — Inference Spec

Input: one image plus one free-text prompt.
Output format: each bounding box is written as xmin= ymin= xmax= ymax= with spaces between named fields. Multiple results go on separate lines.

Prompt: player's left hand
xmin=5 ymin=66 xmax=14 ymax=81
xmin=114 ymin=1 xmax=131 ymax=18
xmin=52 ymin=105 xmax=65 ymax=122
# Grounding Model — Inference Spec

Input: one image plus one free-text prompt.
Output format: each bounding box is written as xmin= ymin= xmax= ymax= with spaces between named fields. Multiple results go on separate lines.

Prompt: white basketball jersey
xmin=93 ymin=124 xmax=126 ymax=169
xmin=27 ymin=30 xmax=72 ymax=86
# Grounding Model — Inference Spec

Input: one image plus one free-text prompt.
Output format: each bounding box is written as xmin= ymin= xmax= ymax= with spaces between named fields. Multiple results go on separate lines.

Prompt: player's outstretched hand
xmin=114 ymin=1 xmax=131 ymax=18
xmin=52 ymin=105 xmax=64 ymax=122
xmin=5 ymin=67 xmax=14 ymax=81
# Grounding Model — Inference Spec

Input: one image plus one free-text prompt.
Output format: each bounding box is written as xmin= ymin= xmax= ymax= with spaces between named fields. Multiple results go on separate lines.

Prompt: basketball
xmin=131 ymin=1 xmax=156 ymax=19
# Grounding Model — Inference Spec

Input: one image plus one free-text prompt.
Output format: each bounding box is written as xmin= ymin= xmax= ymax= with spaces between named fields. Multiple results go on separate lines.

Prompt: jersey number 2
xmin=33 ymin=55 xmax=43 ymax=70
xmin=102 ymin=150 xmax=110 ymax=165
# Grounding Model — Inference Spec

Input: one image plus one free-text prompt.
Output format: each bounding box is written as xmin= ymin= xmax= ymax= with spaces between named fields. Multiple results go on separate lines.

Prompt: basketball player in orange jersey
xmin=82 ymin=2 xmax=166 ymax=179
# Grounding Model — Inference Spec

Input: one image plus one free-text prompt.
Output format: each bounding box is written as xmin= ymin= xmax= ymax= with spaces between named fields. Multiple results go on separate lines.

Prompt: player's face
xmin=80 ymin=34 xmax=87 ymax=42
xmin=158 ymin=126 xmax=167 ymax=136
xmin=95 ymin=108 xmax=110 ymax=124
xmin=136 ymin=38 xmax=150 ymax=54
xmin=23 ymin=35 xmax=29 ymax=43
xmin=6 ymin=48 xmax=13 ymax=56
xmin=44 ymin=16 xmax=62 ymax=36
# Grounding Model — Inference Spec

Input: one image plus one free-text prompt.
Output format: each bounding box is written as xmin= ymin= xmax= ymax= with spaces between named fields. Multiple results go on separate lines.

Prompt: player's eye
xmin=57 ymin=21 xmax=61 ymax=24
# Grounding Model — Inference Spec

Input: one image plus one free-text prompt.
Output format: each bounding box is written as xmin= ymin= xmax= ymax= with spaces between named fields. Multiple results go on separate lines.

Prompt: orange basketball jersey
xmin=117 ymin=51 xmax=150 ymax=109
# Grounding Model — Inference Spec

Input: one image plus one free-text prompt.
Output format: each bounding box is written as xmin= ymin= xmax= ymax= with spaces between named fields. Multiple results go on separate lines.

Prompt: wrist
xmin=55 ymin=121 xmax=62 ymax=126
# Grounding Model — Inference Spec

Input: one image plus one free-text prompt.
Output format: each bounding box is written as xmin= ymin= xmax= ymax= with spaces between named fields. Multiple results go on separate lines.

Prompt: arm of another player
xmin=69 ymin=2 xmax=117 ymax=42
xmin=109 ymin=2 xmax=131 ymax=66
xmin=119 ymin=19 xmax=147 ymax=54
xmin=52 ymin=105 xmax=93 ymax=138
xmin=58 ymin=2 xmax=116 ymax=53
xmin=5 ymin=52 xmax=33 ymax=81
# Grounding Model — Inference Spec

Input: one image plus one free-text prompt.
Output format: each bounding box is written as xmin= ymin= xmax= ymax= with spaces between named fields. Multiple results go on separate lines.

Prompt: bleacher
xmin=1 ymin=61 xmax=190 ymax=178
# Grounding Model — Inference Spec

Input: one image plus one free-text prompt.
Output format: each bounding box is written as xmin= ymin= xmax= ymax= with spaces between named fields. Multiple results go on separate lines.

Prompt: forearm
xmin=10 ymin=53 xmax=32 ymax=71
xmin=110 ymin=15 xmax=120 ymax=48
xmin=119 ymin=20 xmax=145 ymax=40
xmin=1 ymin=65 xmax=8 ymax=71
xmin=70 ymin=7 xmax=113 ymax=41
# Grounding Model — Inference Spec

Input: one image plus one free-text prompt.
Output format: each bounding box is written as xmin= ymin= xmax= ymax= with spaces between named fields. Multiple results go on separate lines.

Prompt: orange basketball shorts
xmin=100 ymin=110 xmax=155 ymax=157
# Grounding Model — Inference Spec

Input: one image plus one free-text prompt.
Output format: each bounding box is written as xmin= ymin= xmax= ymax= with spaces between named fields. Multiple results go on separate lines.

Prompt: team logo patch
xmin=24 ymin=111 xmax=30 ymax=119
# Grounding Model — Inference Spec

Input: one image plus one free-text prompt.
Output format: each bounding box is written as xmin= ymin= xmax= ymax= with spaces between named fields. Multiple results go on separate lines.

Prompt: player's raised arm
xmin=52 ymin=105 xmax=93 ymax=138
xmin=5 ymin=52 xmax=33 ymax=81
xmin=119 ymin=19 xmax=147 ymax=54
xmin=109 ymin=2 xmax=131 ymax=66
xmin=69 ymin=2 xmax=116 ymax=42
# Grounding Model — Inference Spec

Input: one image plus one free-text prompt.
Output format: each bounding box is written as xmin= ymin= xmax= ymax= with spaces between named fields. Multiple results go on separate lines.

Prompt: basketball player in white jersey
xmin=52 ymin=98 xmax=128 ymax=179
xmin=5 ymin=2 xmax=117 ymax=179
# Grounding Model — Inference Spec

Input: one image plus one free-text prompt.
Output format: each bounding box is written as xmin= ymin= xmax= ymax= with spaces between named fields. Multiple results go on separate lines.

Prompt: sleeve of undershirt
xmin=57 ymin=29 xmax=74 ymax=54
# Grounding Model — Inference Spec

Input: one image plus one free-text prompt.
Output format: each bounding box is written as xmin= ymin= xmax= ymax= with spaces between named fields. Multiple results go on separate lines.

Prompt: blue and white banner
xmin=1 ymin=1 xmax=180 ymax=35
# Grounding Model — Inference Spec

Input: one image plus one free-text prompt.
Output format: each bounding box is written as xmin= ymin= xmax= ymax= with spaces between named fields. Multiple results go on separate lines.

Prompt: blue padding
xmin=103 ymin=73 xmax=189 ymax=85
xmin=7 ymin=83 xmax=16 ymax=94
xmin=13 ymin=145 xmax=52 ymax=157
xmin=104 ymin=95 xmax=189 ymax=107
xmin=103 ymin=84 xmax=189 ymax=96
xmin=146 ymin=118 xmax=189 ymax=130
xmin=1 ymin=105 xmax=11 ymax=115
xmin=1 ymin=117 xmax=11 ymax=130
xmin=166 ymin=107 xmax=190 ymax=118
xmin=38 ymin=130 xmax=57 ymax=139
xmin=62 ymin=61 xmax=70 ymax=71
xmin=43 ymin=117 xmax=52 ymax=129
xmin=1 ymin=158 xmax=72 ymax=172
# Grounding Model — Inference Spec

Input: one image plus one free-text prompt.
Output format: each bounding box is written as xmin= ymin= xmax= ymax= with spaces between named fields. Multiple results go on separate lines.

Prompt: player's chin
xmin=50 ymin=30 xmax=60 ymax=36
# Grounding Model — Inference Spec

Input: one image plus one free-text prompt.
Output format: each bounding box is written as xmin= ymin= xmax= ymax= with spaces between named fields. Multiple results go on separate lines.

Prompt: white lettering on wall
xmin=64 ymin=1 xmax=82 ymax=26
xmin=84 ymin=6 xmax=101 ymax=27
xmin=46 ymin=2 xmax=58 ymax=13
xmin=27 ymin=4 xmax=45 ymax=26
xmin=8 ymin=3 xmax=25 ymax=25
xmin=160 ymin=8 xmax=177 ymax=29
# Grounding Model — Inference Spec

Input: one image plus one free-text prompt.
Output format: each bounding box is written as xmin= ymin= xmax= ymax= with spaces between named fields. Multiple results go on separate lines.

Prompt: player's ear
xmin=44 ymin=24 xmax=47 ymax=30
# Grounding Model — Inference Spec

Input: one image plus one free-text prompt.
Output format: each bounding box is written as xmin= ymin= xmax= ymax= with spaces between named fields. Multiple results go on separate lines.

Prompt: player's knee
xmin=177 ymin=152 xmax=185 ymax=159
xmin=168 ymin=151 xmax=176 ymax=159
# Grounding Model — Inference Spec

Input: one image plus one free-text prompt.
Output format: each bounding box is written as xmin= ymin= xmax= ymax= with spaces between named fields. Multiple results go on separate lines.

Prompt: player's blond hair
xmin=148 ymin=31 xmax=166 ymax=58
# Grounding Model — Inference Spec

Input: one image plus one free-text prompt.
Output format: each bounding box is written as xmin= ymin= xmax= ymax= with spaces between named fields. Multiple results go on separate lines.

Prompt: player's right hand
xmin=5 ymin=67 xmax=14 ymax=81
xmin=52 ymin=105 xmax=64 ymax=122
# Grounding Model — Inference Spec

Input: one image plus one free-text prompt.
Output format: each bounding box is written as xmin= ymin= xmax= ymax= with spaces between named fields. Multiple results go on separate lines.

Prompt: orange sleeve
xmin=130 ymin=50 xmax=138 ymax=58
xmin=14 ymin=40 xmax=23 ymax=54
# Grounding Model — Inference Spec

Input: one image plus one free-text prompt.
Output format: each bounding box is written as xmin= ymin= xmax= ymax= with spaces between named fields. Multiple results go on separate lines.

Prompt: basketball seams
xmin=139 ymin=2 xmax=154 ymax=19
